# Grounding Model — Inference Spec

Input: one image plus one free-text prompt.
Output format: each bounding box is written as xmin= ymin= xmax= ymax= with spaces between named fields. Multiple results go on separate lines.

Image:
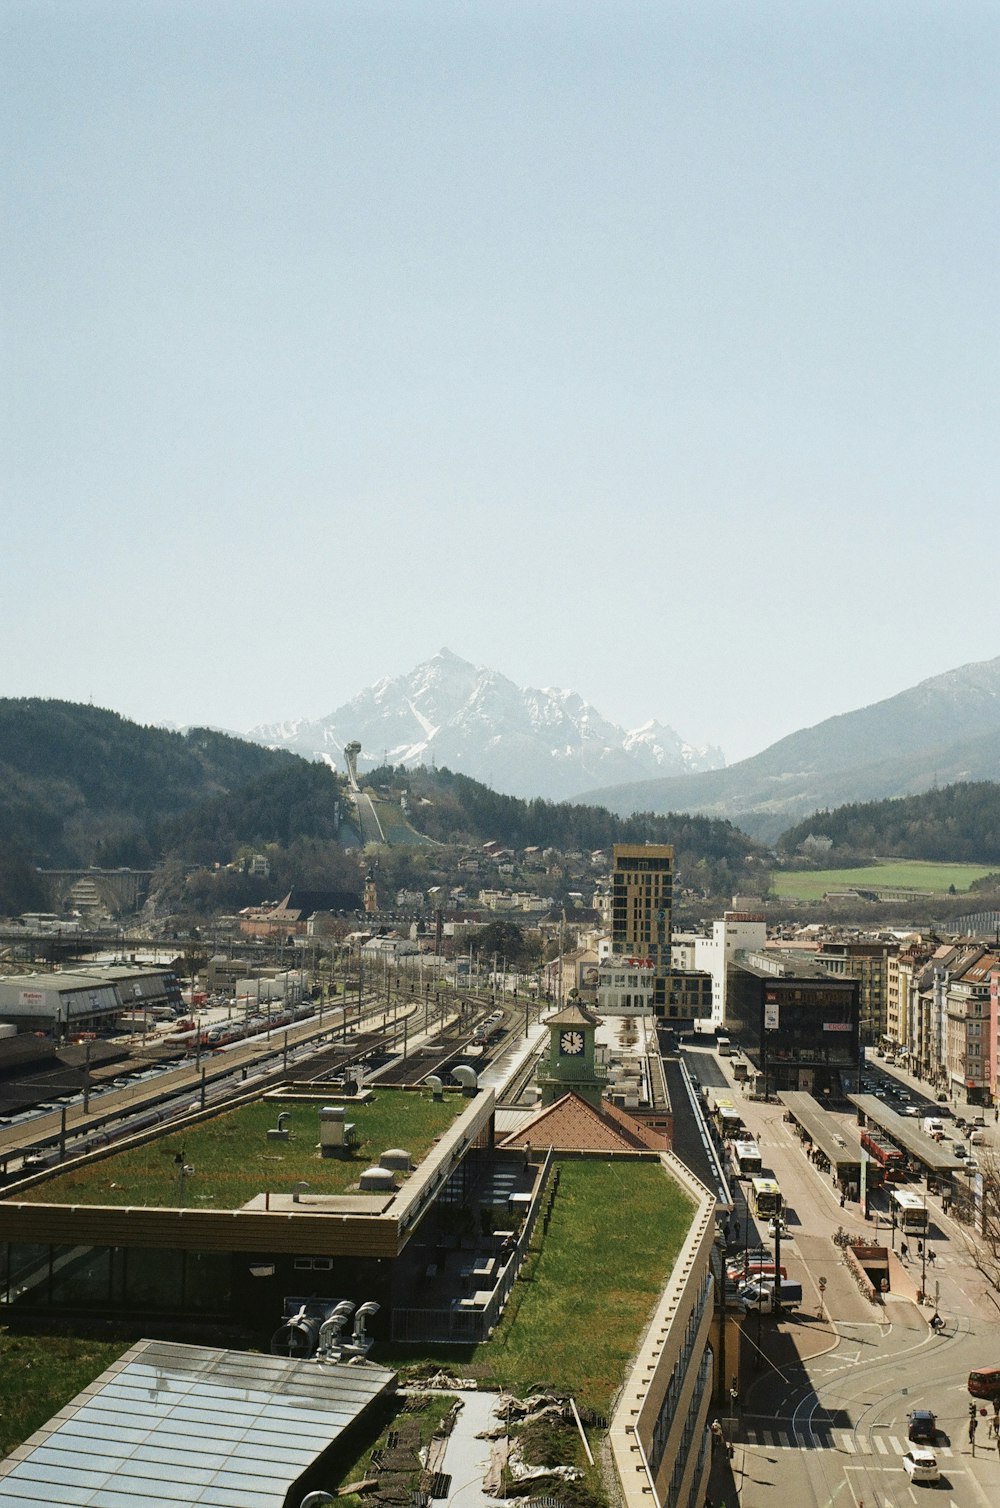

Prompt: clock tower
xmin=537 ymin=1000 xmax=606 ymax=1108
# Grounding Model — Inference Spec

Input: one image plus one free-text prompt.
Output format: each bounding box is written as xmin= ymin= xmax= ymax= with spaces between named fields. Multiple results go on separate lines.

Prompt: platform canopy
xmin=848 ymin=1094 xmax=967 ymax=1174
xmin=777 ymin=1092 xmax=862 ymax=1178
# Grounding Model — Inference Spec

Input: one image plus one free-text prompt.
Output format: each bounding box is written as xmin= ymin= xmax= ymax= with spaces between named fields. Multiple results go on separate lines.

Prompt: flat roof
xmin=0 ymin=1338 xmax=396 ymax=1507
xmin=777 ymin=1092 xmax=862 ymax=1173
xmin=848 ymin=1095 xmax=967 ymax=1173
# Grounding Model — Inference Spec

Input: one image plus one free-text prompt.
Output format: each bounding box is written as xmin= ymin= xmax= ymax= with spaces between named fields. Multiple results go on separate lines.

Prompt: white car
xmin=902 ymin=1449 xmax=940 ymax=1484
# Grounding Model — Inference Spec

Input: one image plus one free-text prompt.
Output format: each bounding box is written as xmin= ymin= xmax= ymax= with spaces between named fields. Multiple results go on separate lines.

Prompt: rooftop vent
xmin=359 ymin=1166 xmax=397 ymax=1193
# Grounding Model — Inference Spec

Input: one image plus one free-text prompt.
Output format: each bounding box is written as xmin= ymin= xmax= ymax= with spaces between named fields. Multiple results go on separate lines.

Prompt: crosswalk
xmin=742 ymin=1426 xmax=958 ymax=1456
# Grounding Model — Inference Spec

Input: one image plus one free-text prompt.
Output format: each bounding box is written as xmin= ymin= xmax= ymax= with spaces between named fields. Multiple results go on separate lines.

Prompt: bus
xmin=732 ymin=1140 xmax=762 ymax=1177
xmin=716 ymin=1036 xmax=732 ymax=1056
xmin=710 ymin=1095 xmax=744 ymax=1138
xmin=749 ymin=1177 xmax=783 ymax=1219
xmin=890 ymin=1189 xmax=929 ymax=1234
xmin=861 ymin=1129 xmax=906 ymax=1178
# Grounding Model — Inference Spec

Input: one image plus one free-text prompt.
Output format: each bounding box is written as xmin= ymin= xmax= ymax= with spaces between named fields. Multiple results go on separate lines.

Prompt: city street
xmin=685 ymin=1043 xmax=1000 ymax=1508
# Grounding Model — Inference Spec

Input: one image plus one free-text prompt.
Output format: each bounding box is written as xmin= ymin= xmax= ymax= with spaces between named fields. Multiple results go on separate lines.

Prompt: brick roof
xmin=497 ymin=1092 xmax=667 ymax=1154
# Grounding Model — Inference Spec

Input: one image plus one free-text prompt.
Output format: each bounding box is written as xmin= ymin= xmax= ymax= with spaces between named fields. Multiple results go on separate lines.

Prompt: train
xmin=161 ymin=1001 xmax=317 ymax=1054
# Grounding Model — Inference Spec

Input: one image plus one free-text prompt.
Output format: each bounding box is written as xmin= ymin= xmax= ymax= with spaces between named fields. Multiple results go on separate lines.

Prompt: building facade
xmin=728 ymin=952 xmax=860 ymax=1097
xmin=600 ymin=844 xmax=711 ymax=1024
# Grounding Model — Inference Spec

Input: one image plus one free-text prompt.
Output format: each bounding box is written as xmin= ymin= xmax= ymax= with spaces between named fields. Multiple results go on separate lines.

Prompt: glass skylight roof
xmin=0 ymin=1339 xmax=396 ymax=1507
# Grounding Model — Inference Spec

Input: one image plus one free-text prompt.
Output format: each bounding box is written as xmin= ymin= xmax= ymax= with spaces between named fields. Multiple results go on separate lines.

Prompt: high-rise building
xmin=600 ymin=843 xmax=712 ymax=1022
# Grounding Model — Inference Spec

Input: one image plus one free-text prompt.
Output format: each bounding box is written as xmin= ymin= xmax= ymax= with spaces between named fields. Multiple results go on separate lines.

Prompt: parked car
xmin=768 ymin=1217 xmax=790 ymax=1238
xmin=907 ymin=1409 xmax=937 ymax=1442
xmin=902 ymin=1449 xmax=940 ymax=1483
xmin=972 ymin=1115 xmax=987 ymax=1128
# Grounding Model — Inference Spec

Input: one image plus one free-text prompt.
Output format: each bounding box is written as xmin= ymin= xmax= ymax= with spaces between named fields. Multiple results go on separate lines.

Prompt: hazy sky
xmin=4 ymin=1 xmax=998 ymax=764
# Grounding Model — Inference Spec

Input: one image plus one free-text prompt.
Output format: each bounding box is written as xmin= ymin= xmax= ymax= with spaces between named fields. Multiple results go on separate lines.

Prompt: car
xmin=972 ymin=1115 xmax=986 ymax=1128
xmin=935 ymin=1092 xmax=948 ymax=1102
xmin=952 ymin=1143 xmax=968 ymax=1159
xmin=907 ymin=1409 xmax=937 ymax=1443
xmin=901 ymin=1106 xmax=921 ymax=1116
xmin=902 ymin=1449 xmax=940 ymax=1483
xmin=768 ymin=1218 xmax=790 ymax=1238
xmin=955 ymin=1116 xmax=968 ymax=1128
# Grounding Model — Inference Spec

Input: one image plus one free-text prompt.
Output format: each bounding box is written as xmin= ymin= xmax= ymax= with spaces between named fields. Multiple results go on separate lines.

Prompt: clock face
xmin=559 ymin=1030 xmax=584 ymax=1056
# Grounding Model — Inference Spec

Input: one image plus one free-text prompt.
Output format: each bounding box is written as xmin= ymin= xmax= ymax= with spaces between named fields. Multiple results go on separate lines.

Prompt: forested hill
xmin=776 ymin=781 xmax=1000 ymax=865
xmin=369 ymin=764 xmax=771 ymax=894
xmin=0 ymin=698 xmax=305 ymax=868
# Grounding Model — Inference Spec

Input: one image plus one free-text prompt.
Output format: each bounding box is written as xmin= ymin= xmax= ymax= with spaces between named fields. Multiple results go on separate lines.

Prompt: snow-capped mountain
xmin=247 ymin=649 xmax=725 ymax=800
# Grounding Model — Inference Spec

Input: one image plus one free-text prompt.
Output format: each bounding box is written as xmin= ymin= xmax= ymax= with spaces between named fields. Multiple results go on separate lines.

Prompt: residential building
xmin=814 ymin=939 xmax=893 ymax=1046
xmin=944 ymin=948 xmax=997 ymax=1107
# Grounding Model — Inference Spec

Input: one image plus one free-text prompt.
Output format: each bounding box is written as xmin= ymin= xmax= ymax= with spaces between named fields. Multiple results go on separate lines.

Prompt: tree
xmin=470 ymin=919 xmax=539 ymax=969
xmin=958 ymin=1146 xmax=1000 ymax=1311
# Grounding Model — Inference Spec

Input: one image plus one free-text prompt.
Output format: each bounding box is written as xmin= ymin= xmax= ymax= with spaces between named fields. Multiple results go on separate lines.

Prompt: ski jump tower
xmin=343 ymin=740 xmax=362 ymax=793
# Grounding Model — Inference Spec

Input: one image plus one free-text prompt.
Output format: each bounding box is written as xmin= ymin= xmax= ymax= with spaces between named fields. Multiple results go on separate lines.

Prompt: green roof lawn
xmin=382 ymin=1158 xmax=697 ymax=1414
xmin=16 ymin=1091 xmax=464 ymax=1209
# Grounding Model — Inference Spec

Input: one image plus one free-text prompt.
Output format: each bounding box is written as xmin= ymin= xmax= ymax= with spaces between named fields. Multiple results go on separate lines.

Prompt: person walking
xmin=900 ymin=1240 xmax=909 ymax=1260
xmin=916 ymin=1240 xmax=923 ymax=1256
xmin=927 ymin=1247 xmax=936 ymax=1264
xmin=969 ymin=1415 xmax=977 ymax=1454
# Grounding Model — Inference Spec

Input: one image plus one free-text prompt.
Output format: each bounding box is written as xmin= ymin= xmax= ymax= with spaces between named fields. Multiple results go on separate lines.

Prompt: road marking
xmin=840 ymin=1434 xmax=856 ymax=1453
xmin=873 ymin=1435 xmax=888 ymax=1454
xmin=887 ymin=1436 xmax=905 ymax=1454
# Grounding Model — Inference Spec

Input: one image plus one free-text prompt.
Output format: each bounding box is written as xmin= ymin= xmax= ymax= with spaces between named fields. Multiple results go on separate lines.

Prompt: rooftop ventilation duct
xmin=425 ymin=1074 xmax=444 ymax=1100
xmin=380 ymin=1148 xmax=412 ymax=1172
xmin=452 ymin=1064 xmax=479 ymax=1095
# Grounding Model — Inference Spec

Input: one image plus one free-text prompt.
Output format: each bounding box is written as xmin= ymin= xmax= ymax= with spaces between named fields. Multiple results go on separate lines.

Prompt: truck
xmin=739 ymin=1279 xmax=802 ymax=1313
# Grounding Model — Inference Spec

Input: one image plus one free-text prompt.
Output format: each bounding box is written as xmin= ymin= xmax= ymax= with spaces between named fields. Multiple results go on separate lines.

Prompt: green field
xmin=771 ymin=858 xmax=995 ymax=902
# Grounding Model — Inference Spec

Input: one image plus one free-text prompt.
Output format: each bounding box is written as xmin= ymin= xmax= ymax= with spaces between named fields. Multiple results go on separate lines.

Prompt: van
xmin=921 ymin=1117 xmax=944 ymax=1136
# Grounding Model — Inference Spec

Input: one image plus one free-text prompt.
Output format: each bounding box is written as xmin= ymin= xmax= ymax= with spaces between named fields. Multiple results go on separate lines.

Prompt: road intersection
xmin=686 ymin=1041 xmax=1000 ymax=1508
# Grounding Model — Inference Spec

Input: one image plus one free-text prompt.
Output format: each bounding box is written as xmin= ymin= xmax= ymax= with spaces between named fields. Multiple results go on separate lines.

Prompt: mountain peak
xmin=247 ymin=655 xmax=724 ymax=800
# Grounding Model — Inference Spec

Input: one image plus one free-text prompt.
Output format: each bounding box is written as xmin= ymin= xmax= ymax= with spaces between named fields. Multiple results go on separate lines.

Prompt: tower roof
xmin=543 ymin=1000 xmax=602 ymax=1029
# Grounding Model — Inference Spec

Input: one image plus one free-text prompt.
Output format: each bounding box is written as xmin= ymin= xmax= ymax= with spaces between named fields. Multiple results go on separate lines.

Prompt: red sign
xmin=626 ymin=958 xmax=655 ymax=968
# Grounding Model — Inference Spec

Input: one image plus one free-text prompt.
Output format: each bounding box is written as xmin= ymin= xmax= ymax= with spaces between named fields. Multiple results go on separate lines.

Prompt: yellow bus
xmin=749 ymin=1177 xmax=783 ymax=1219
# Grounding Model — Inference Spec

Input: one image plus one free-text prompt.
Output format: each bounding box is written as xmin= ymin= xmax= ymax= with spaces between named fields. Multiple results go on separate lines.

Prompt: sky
xmin=3 ymin=1 xmax=999 ymax=765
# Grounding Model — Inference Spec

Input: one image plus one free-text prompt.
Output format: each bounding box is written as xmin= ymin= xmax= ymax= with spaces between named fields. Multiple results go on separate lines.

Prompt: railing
xmin=390 ymin=1147 xmax=558 ymax=1343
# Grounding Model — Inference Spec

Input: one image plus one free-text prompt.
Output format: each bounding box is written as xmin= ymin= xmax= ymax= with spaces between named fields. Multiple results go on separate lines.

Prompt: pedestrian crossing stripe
xmin=741 ymin=1429 xmax=954 ymax=1457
